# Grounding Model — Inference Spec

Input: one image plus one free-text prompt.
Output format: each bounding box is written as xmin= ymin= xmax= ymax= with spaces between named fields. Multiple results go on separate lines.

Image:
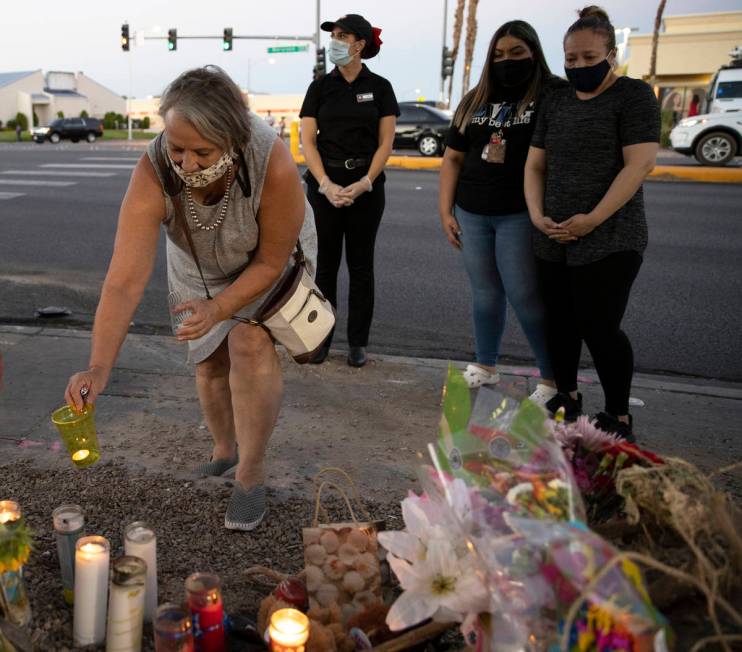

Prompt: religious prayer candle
xmin=74 ymin=535 xmax=110 ymax=647
xmin=106 ymin=556 xmax=147 ymax=652
xmin=124 ymin=521 xmax=158 ymax=623
xmin=0 ymin=500 xmax=32 ymax=627
xmin=269 ymin=608 xmax=310 ymax=652
xmin=52 ymin=504 xmax=84 ymax=605
xmin=185 ymin=573 xmax=225 ymax=652
xmin=154 ymin=603 xmax=195 ymax=652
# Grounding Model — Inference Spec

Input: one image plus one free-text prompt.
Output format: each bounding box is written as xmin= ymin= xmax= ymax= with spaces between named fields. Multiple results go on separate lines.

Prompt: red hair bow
xmin=372 ymin=27 xmax=383 ymax=47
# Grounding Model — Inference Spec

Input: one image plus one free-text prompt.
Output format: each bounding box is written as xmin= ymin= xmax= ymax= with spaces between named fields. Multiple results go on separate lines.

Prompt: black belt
xmin=324 ymin=157 xmax=371 ymax=170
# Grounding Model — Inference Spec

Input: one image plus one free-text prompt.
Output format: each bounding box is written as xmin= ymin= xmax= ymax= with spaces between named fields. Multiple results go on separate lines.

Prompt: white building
xmin=0 ymin=70 xmax=126 ymax=129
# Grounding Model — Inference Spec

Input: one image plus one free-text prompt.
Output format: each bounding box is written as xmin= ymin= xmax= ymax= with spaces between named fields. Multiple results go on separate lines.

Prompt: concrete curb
xmin=291 ymin=154 xmax=742 ymax=183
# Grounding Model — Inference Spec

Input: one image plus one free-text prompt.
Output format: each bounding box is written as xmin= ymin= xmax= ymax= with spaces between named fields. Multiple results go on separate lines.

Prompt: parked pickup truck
xmin=670 ymin=111 xmax=742 ymax=166
xmin=32 ymin=117 xmax=104 ymax=144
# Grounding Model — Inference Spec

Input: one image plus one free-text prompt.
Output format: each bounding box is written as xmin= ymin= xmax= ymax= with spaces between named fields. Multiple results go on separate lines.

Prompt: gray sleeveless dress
xmin=146 ymin=113 xmax=317 ymax=363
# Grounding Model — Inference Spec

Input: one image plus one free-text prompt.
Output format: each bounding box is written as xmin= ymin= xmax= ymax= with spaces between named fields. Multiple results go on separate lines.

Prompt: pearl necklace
xmin=184 ymin=166 xmax=233 ymax=231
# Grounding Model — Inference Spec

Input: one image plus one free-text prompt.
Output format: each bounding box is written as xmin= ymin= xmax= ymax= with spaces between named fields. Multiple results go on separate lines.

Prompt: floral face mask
xmin=168 ymin=148 xmax=234 ymax=188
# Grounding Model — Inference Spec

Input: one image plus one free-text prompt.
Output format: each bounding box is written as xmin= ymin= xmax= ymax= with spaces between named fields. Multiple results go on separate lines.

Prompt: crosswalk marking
xmin=81 ymin=157 xmax=140 ymax=162
xmin=41 ymin=164 xmax=134 ymax=169
xmin=0 ymin=179 xmax=75 ymax=187
xmin=0 ymin=192 xmax=24 ymax=200
xmin=1 ymin=170 xmax=117 ymax=177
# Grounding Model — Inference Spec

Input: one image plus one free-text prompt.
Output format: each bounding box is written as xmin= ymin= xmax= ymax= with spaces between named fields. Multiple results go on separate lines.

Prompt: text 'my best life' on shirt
xmin=300 ymin=64 xmax=400 ymax=162
xmin=530 ymin=76 xmax=660 ymax=266
xmin=445 ymin=78 xmax=565 ymax=216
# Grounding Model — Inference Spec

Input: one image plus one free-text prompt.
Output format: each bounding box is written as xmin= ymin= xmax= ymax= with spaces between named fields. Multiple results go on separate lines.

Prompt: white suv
xmin=670 ymin=112 xmax=742 ymax=166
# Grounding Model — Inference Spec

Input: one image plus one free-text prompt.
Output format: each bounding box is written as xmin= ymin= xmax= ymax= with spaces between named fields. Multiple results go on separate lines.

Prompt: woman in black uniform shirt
xmin=300 ymin=14 xmax=399 ymax=367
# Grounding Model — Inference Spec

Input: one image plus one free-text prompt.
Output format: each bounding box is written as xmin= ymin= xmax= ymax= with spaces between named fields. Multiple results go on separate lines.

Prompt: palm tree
xmin=461 ymin=0 xmax=480 ymax=100
xmin=447 ymin=0 xmax=466 ymax=108
xmin=648 ymin=0 xmax=667 ymax=91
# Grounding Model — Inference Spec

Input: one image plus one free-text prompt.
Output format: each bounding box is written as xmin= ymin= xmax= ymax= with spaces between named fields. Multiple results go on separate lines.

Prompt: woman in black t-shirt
xmin=439 ymin=20 xmax=559 ymax=406
xmin=300 ymin=14 xmax=399 ymax=368
xmin=524 ymin=6 xmax=660 ymax=441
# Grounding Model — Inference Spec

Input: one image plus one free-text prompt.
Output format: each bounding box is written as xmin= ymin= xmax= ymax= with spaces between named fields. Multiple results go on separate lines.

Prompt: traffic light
xmin=121 ymin=23 xmax=130 ymax=52
xmin=313 ymin=47 xmax=326 ymax=79
xmin=223 ymin=27 xmax=233 ymax=51
xmin=168 ymin=28 xmax=177 ymax=51
xmin=441 ymin=46 xmax=454 ymax=79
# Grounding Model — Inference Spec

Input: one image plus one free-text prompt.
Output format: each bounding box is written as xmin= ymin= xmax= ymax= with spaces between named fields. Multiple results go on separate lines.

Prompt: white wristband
xmin=362 ymin=175 xmax=373 ymax=192
xmin=318 ymin=175 xmax=330 ymax=195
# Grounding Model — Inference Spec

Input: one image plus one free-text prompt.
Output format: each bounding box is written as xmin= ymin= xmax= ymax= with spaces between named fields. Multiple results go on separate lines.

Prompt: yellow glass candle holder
xmin=51 ymin=404 xmax=100 ymax=468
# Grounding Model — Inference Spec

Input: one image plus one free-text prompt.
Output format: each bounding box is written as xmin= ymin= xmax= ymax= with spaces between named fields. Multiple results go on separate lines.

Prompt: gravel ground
xmin=2 ymin=459 xmax=403 ymax=651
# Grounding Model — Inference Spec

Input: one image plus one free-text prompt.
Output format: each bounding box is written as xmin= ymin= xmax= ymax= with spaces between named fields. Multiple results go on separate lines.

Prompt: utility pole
xmin=439 ymin=0 xmax=449 ymax=106
xmin=316 ymin=0 xmax=321 ymax=50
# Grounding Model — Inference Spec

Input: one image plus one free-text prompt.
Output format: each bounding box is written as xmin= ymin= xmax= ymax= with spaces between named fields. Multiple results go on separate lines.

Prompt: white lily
xmin=385 ymin=538 xmax=489 ymax=631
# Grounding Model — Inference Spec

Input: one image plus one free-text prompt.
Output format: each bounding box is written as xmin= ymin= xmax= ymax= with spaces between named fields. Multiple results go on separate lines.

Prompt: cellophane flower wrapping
xmin=380 ymin=366 xmax=670 ymax=651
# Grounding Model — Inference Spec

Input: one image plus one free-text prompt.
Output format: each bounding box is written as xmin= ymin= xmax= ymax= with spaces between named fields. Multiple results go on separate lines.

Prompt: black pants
xmin=536 ymin=251 xmax=642 ymax=416
xmin=306 ymin=170 xmax=386 ymax=347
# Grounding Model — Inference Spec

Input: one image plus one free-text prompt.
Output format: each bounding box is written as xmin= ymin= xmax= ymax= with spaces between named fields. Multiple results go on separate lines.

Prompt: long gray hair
xmin=158 ymin=65 xmax=250 ymax=152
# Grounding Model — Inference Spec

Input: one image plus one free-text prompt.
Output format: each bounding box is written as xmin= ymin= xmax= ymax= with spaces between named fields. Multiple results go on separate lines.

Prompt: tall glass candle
xmin=269 ymin=609 xmax=310 ymax=652
xmin=106 ymin=556 xmax=146 ymax=652
xmin=52 ymin=504 xmax=84 ymax=605
xmin=74 ymin=535 xmax=110 ymax=647
xmin=124 ymin=522 xmax=158 ymax=623
xmin=155 ymin=603 xmax=195 ymax=652
xmin=0 ymin=500 xmax=32 ymax=627
xmin=185 ymin=573 xmax=225 ymax=652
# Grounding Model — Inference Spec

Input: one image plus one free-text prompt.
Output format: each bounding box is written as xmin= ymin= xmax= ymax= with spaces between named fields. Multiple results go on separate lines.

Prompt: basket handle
xmin=313 ymin=467 xmax=372 ymax=522
xmin=312 ymin=480 xmax=359 ymax=528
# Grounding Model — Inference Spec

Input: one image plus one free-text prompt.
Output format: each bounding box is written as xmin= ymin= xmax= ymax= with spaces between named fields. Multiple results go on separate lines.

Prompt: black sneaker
xmin=545 ymin=392 xmax=583 ymax=422
xmin=592 ymin=412 xmax=635 ymax=443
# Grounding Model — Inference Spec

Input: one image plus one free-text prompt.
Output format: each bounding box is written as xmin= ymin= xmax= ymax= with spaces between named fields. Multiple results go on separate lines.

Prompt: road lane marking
xmin=0 ymin=179 xmax=76 ymax=186
xmin=0 ymin=192 xmax=24 ymax=200
xmin=81 ymin=157 xmax=141 ymax=162
xmin=40 ymin=164 xmax=135 ymax=169
xmin=1 ymin=170 xmax=117 ymax=177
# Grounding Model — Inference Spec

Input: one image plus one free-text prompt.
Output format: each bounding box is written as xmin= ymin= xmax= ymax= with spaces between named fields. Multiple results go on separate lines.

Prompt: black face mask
xmin=565 ymin=58 xmax=611 ymax=93
xmin=492 ymin=57 xmax=534 ymax=87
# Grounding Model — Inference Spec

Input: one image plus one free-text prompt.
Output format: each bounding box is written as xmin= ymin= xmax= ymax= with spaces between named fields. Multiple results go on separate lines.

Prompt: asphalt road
xmin=1 ymin=143 xmax=741 ymax=381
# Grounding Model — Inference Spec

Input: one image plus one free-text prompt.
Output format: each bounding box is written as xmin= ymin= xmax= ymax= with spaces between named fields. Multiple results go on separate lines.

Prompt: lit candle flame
xmin=72 ymin=450 xmax=90 ymax=461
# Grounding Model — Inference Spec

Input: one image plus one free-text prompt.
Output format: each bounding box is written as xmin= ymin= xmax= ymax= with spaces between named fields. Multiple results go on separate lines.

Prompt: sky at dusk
xmin=2 ymin=0 xmax=740 ymax=106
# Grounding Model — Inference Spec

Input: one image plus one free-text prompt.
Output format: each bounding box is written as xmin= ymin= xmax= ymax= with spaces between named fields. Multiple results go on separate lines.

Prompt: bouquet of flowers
xmin=550 ymin=417 xmax=664 ymax=523
xmin=379 ymin=367 xmax=670 ymax=651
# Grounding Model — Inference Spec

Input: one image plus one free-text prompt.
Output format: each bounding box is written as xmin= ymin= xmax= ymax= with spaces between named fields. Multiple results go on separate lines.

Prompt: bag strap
xmin=313 ymin=467 xmax=372 ymax=522
xmin=312 ymin=480 xmax=359 ymax=528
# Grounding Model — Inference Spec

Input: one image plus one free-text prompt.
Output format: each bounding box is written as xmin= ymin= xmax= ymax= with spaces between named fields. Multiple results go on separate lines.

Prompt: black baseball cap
xmin=321 ymin=14 xmax=382 ymax=59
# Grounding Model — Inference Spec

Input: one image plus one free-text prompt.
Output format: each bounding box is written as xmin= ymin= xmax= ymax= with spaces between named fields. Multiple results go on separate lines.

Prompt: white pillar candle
xmin=74 ymin=535 xmax=110 ymax=647
xmin=123 ymin=522 xmax=157 ymax=624
xmin=106 ymin=556 xmax=146 ymax=652
xmin=269 ymin=608 xmax=310 ymax=652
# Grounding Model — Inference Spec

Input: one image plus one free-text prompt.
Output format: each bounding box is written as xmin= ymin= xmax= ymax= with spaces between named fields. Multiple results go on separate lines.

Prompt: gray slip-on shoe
xmin=224 ymin=484 xmax=267 ymax=531
xmin=192 ymin=454 xmax=238 ymax=478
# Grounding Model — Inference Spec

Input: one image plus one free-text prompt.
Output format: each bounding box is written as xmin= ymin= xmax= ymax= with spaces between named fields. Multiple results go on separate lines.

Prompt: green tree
xmin=33 ymin=112 xmax=39 ymax=127
xmin=141 ymin=116 xmax=150 ymax=129
xmin=115 ymin=113 xmax=125 ymax=127
xmin=80 ymin=110 xmax=89 ymax=118
xmin=103 ymin=111 xmax=118 ymax=129
xmin=56 ymin=110 xmax=64 ymax=119
xmin=15 ymin=112 xmax=28 ymax=131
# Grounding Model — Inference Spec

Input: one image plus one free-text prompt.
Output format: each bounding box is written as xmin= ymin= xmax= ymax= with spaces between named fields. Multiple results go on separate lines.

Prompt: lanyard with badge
xmin=481 ymin=129 xmax=506 ymax=164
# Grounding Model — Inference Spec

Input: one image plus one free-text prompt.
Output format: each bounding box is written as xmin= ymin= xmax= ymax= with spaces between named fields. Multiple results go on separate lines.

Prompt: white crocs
xmin=528 ymin=383 xmax=558 ymax=408
xmin=463 ymin=364 xmax=501 ymax=389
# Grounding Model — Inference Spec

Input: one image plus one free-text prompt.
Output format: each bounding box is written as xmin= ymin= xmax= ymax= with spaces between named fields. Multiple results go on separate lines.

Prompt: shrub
xmin=660 ymin=110 xmax=674 ymax=148
xmin=103 ymin=111 xmax=118 ymax=129
xmin=7 ymin=120 xmax=16 ymax=130
xmin=80 ymin=110 xmax=89 ymax=118
xmin=15 ymin=112 xmax=28 ymax=131
xmin=141 ymin=116 xmax=151 ymax=129
xmin=33 ymin=112 xmax=39 ymax=127
xmin=56 ymin=111 xmax=64 ymax=119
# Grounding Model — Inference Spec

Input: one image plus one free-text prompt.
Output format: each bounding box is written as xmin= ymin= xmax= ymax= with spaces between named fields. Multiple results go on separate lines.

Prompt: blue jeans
xmin=455 ymin=205 xmax=552 ymax=379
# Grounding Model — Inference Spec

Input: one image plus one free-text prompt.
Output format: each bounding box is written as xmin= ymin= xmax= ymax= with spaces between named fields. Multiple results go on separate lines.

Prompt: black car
xmin=394 ymin=102 xmax=453 ymax=157
xmin=32 ymin=117 xmax=104 ymax=144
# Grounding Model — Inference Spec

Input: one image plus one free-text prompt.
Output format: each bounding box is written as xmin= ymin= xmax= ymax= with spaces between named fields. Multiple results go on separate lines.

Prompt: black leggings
xmin=536 ymin=251 xmax=642 ymax=416
xmin=306 ymin=174 xmax=385 ymax=347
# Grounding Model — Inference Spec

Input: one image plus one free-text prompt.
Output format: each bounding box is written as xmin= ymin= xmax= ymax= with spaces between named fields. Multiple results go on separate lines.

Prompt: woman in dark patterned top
xmin=524 ymin=5 xmax=660 ymax=441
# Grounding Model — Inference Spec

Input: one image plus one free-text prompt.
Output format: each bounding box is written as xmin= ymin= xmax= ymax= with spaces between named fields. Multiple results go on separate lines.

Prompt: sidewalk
xmin=1 ymin=325 xmax=740 ymax=500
